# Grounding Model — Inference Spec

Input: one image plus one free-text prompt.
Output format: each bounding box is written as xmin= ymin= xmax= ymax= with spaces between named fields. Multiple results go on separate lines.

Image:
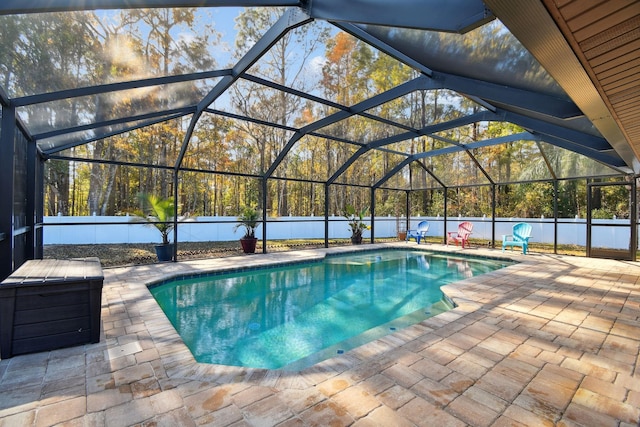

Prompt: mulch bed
xmin=43 ymin=239 xmax=392 ymax=268
xmin=44 ymin=238 xmax=583 ymax=268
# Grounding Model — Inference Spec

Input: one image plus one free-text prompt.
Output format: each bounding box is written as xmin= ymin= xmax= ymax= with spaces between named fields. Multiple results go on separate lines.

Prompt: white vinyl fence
xmin=43 ymin=215 xmax=633 ymax=250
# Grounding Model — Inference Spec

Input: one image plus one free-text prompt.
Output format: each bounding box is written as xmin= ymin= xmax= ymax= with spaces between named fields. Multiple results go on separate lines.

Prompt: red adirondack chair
xmin=447 ymin=221 xmax=473 ymax=248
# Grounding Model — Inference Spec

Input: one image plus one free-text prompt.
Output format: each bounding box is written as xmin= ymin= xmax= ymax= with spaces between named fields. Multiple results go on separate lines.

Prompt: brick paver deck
xmin=1 ymin=243 xmax=638 ymax=426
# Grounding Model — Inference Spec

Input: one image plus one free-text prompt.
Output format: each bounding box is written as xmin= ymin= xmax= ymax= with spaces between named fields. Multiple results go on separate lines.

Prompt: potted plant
xmin=342 ymin=204 xmax=370 ymax=244
xmin=131 ymin=193 xmax=179 ymax=262
xmin=234 ymin=205 xmax=261 ymax=254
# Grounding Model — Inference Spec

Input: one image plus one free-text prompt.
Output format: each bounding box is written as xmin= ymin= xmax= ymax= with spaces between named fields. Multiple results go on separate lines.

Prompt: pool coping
xmin=146 ymin=244 xmax=515 ymax=288
xmin=130 ymin=242 xmax=527 ymax=385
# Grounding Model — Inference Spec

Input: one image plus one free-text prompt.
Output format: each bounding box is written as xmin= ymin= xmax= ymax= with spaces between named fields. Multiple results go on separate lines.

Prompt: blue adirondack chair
xmin=406 ymin=221 xmax=429 ymax=244
xmin=502 ymin=222 xmax=532 ymax=254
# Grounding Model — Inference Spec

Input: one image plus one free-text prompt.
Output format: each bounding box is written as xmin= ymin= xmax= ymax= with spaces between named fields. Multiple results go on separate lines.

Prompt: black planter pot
xmin=154 ymin=243 xmax=174 ymax=261
xmin=240 ymin=237 xmax=258 ymax=254
xmin=351 ymin=235 xmax=363 ymax=244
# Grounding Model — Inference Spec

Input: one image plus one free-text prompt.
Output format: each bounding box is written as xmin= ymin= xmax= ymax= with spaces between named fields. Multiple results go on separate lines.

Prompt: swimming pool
xmin=149 ymin=249 xmax=512 ymax=370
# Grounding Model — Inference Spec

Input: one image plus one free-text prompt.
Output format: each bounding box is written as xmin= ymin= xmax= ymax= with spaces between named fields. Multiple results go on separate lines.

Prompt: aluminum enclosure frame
xmin=0 ymin=0 xmax=638 ymax=277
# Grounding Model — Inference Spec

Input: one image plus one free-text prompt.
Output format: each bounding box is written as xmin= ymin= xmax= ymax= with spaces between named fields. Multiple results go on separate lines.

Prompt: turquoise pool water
xmin=149 ymin=249 xmax=512 ymax=370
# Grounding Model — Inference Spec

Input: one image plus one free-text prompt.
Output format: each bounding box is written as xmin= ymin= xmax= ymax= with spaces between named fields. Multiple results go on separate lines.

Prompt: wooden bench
xmin=0 ymin=258 xmax=103 ymax=359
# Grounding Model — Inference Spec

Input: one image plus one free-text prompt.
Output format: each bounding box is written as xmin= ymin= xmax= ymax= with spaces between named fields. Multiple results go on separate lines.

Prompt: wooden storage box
xmin=0 ymin=258 xmax=103 ymax=359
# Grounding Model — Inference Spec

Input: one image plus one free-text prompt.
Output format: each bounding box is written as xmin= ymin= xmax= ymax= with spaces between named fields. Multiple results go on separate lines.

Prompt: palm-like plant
xmin=234 ymin=205 xmax=261 ymax=239
xmin=342 ymin=204 xmax=370 ymax=242
xmin=131 ymin=193 xmax=176 ymax=245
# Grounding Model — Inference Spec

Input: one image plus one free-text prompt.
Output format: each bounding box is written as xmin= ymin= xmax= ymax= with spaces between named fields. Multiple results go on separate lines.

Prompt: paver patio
xmin=0 ymin=243 xmax=639 ymax=426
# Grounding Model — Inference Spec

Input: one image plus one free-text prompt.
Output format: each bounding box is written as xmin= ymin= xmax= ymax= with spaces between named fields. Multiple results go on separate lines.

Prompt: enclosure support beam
xmin=586 ymin=178 xmax=593 ymax=258
xmin=370 ymin=187 xmax=375 ymax=244
xmin=437 ymin=72 xmax=582 ymax=119
xmin=38 ymin=108 xmax=194 ymax=155
xmin=405 ymin=191 xmax=410 ymax=236
xmin=504 ymin=111 xmax=626 ymax=170
xmin=34 ymin=155 xmax=44 ymax=259
xmin=262 ymin=178 xmax=268 ymax=254
xmin=324 ymin=184 xmax=330 ymax=248
xmin=0 ymin=0 xmax=302 ymax=15
xmin=553 ymin=180 xmax=558 ymax=254
xmin=0 ymin=106 xmax=16 ymax=280
xmin=631 ymin=178 xmax=637 ymax=262
xmin=491 ymin=184 xmax=496 ymax=248
xmin=443 ymin=188 xmax=448 ymax=245
xmin=26 ymin=136 xmax=37 ymax=260
xmin=172 ymin=171 xmax=179 ymax=262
